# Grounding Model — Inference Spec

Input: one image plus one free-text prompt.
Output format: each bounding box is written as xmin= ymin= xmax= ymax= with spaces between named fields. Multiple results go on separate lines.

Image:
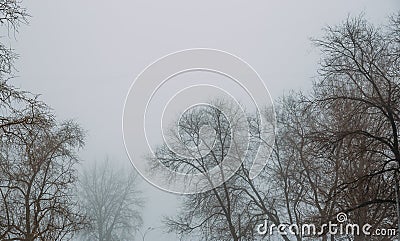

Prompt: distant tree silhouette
xmin=79 ymin=159 xmax=144 ymax=241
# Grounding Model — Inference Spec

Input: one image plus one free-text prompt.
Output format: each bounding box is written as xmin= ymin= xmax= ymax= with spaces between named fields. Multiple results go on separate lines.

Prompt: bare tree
xmin=0 ymin=0 xmax=48 ymax=143
xmin=261 ymin=14 xmax=400 ymax=241
xmin=0 ymin=117 xmax=86 ymax=240
xmin=0 ymin=0 xmax=46 ymax=138
xmin=151 ymin=100 xmax=292 ymax=241
xmin=0 ymin=2 xmax=89 ymax=240
xmin=79 ymin=159 xmax=144 ymax=241
xmin=311 ymin=12 xmax=400 ymax=182
xmin=266 ymin=92 xmax=394 ymax=241
xmin=157 ymin=13 xmax=399 ymax=241
xmin=310 ymin=13 xmax=399 ymax=238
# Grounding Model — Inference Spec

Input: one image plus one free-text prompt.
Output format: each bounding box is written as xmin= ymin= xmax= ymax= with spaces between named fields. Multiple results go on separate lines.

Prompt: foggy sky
xmin=8 ymin=1 xmax=399 ymax=240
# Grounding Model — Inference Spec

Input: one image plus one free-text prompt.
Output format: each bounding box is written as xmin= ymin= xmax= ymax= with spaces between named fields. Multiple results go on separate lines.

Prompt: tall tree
xmin=311 ymin=13 xmax=399 ymax=237
xmin=0 ymin=1 xmax=88 ymax=240
xmin=79 ymin=159 xmax=143 ymax=241
xmin=266 ymin=14 xmax=400 ymax=241
xmin=159 ymin=13 xmax=399 ymax=241
xmin=0 ymin=118 xmax=86 ymax=240
xmin=154 ymin=101 xmax=288 ymax=241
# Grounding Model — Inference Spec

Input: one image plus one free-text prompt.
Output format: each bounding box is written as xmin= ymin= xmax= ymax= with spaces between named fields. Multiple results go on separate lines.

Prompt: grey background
xmin=8 ymin=1 xmax=399 ymax=240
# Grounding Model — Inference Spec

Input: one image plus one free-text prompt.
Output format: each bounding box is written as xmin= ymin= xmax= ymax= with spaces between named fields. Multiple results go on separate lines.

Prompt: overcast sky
xmin=8 ymin=1 xmax=399 ymax=240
